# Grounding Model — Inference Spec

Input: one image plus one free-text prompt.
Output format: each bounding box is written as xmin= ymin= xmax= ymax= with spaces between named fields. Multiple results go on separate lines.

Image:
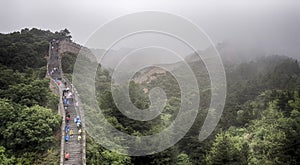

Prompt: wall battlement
xmin=58 ymin=40 xmax=96 ymax=62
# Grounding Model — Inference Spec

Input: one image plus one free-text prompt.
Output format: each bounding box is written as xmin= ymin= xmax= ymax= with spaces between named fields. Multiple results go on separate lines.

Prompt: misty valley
xmin=0 ymin=22 xmax=299 ymax=164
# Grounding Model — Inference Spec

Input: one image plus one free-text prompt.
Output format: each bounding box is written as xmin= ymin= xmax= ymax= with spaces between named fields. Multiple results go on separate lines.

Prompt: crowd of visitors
xmin=49 ymin=40 xmax=83 ymax=162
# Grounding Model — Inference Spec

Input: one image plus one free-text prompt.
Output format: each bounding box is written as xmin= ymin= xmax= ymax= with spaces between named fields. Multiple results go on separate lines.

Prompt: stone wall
xmin=56 ymin=40 xmax=87 ymax=165
xmin=58 ymin=40 xmax=96 ymax=62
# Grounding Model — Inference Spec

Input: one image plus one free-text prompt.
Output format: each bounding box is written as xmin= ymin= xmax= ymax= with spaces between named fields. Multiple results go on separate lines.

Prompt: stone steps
xmin=63 ymin=94 xmax=82 ymax=165
xmin=49 ymin=41 xmax=84 ymax=165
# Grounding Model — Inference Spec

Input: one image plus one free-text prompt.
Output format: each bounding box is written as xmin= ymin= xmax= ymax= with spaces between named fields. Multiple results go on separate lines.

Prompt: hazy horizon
xmin=1 ymin=0 xmax=299 ymax=59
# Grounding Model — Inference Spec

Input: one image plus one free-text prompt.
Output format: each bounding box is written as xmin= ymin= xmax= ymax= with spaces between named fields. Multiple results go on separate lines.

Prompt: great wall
xmin=47 ymin=40 xmax=88 ymax=165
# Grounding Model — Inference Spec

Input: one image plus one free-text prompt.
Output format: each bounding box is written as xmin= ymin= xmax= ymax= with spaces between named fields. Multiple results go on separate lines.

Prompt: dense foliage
xmin=207 ymin=90 xmax=300 ymax=164
xmin=0 ymin=28 xmax=70 ymax=164
xmin=2 ymin=27 xmax=299 ymax=164
xmin=60 ymin=37 xmax=300 ymax=164
xmin=0 ymin=28 xmax=71 ymax=71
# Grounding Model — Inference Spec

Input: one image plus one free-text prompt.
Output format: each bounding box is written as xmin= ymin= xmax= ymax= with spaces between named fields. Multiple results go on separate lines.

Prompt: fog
xmin=1 ymin=0 xmax=299 ymax=59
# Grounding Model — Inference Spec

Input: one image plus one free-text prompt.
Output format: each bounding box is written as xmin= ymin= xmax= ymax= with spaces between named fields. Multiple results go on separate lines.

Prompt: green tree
xmin=86 ymin=136 xmax=131 ymax=165
xmin=206 ymin=130 xmax=248 ymax=165
xmin=247 ymin=102 xmax=287 ymax=164
xmin=0 ymin=100 xmax=61 ymax=151
xmin=0 ymin=79 xmax=51 ymax=107
xmin=0 ymin=146 xmax=15 ymax=165
xmin=176 ymin=153 xmax=192 ymax=165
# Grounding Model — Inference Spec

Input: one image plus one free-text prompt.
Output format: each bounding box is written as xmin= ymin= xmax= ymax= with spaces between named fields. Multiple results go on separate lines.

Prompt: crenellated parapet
xmin=58 ymin=40 xmax=96 ymax=62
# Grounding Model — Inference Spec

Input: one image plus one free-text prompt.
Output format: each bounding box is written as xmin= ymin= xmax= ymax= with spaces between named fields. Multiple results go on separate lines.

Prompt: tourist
xmin=65 ymin=125 xmax=70 ymax=133
xmin=65 ymin=135 xmax=69 ymax=142
xmin=77 ymin=122 xmax=81 ymax=129
xmin=66 ymin=116 xmax=70 ymax=123
xmin=65 ymin=152 xmax=70 ymax=160
xmin=75 ymin=116 xmax=80 ymax=123
xmin=70 ymin=129 xmax=74 ymax=138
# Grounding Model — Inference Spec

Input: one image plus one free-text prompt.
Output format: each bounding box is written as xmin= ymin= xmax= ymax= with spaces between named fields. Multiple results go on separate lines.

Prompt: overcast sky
xmin=0 ymin=0 xmax=299 ymax=58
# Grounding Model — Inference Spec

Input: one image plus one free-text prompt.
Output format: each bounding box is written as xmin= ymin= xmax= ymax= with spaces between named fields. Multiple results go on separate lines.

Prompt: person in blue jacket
xmin=65 ymin=135 xmax=69 ymax=142
xmin=65 ymin=125 xmax=70 ymax=133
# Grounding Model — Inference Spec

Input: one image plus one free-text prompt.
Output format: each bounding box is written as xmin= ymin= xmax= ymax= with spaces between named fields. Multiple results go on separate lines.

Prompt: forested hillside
xmin=62 ymin=47 xmax=300 ymax=164
xmin=1 ymin=28 xmax=299 ymax=164
xmin=0 ymin=28 xmax=70 ymax=164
